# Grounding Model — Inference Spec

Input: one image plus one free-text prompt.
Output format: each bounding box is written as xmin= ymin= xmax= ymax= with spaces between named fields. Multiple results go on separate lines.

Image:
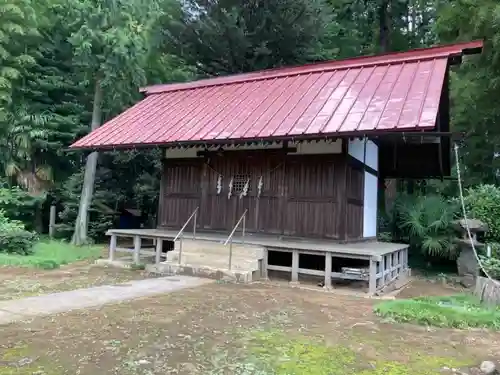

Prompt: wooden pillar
xmin=369 ymin=257 xmax=378 ymax=295
xmin=379 ymin=256 xmax=386 ymax=289
xmin=291 ymin=250 xmax=299 ymax=283
xmin=386 ymin=254 xmax=392 ymax=283
xmin=324 ymin=252 xmax=332 ymax=289
xmin=109 ymin=234 xmax=117 ymax=261
xmin=133 ymin=235 xmax=141 ymax=264
xmin=261 ymin=249 xmax=268 ymax=280
xmin=155 ymin=239 xmax=163 ymax=264
xmin=49 ymin=205 xmax=56 ymax=238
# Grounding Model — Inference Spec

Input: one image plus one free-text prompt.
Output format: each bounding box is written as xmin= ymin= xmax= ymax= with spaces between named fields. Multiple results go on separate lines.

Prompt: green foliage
xmin=380 ymin=194 xmax=458 ymax=259
xmin=479 ymin=255 xmax=500 ymax=280
xmin=462 ymin=184 xmax=500 ymax=243
xmin=374 ymin=294 xmax=500 ymax=329
xmin=0 ymin=182 xmax=42 ymax=224
xmin=0 ymin=239 xmax=102 ymax=268
xmin=167 ymin=0 xmax=336 ymax=75
xmin=436 ymin=0 xmax=500 ymax=185
xmin=0 ymin=209 xmax=38 ymax=255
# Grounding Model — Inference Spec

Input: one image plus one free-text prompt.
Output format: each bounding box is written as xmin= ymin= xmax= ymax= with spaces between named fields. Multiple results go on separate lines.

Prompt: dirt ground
xmin=0 ymin=270 xmax=499 ymax=375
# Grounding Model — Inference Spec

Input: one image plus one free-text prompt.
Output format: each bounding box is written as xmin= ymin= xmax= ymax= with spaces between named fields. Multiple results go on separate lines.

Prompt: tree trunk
xmin=378 ymin=0 xmax=391 ymax=53
xmin=71 ymin=79 xmax=103 ymax=245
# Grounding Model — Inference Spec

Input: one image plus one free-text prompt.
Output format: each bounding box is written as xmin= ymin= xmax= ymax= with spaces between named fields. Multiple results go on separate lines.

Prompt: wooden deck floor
xmin=106 ymin=228 xmax=408 ymax=259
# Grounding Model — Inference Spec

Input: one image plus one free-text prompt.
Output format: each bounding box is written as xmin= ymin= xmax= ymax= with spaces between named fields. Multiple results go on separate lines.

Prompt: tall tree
xmin=166 ymin=0 xmax=335 ymax=75
xmin=68 ymin=0 xmax=164 ymax=245
xmin=436 ymin=0 xmax=500 ymax=185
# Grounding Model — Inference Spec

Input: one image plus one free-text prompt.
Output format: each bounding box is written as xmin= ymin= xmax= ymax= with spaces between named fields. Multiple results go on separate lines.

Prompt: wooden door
xmin=159 ymin=159 xmax=202 ymax=228
xmin=199 ymin=151 xmax=285 ymax=234
xmin=283 ymin=155 xmax=342 ymax=239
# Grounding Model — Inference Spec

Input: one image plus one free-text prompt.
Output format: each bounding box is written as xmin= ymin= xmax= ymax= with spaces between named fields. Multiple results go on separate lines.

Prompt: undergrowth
xmin=208 ymin=330 xmax=473 ymax=375
xmin=0 ymin=240 xmax=102 ymax=269
xmin=374 ymin=294 xmax=500 ymax=329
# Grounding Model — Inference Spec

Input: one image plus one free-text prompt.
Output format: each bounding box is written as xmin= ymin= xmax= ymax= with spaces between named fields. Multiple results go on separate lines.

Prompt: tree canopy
xmin=0 ymin=0 xmax=497 ymax=241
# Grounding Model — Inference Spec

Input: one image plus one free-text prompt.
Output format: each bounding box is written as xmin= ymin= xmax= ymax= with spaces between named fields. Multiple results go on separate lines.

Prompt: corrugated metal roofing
xmin=71 ymin=40 xmax=483 ymax=149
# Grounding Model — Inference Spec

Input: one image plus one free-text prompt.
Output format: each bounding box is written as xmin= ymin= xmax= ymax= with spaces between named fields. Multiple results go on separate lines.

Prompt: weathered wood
xmin=133 ymin=235 xmax=141 ymax=264
xmin=261 ymin=248 xmax=268 ymax=279
xmin=155 ymin=239 xmax=163 ymax=264
xmin=109 ymin=234 xmax=117 ymax=261
xmin=369 ymin=258 xmax=377 ymax=295
xmin=324 ymin=252 xmax=332 ymax=289
xmin=475 ymin=276 xmax=500 ymax=306
xmin=49 ymin=205 xmax=56 ymax=238
xmin=291 ymin=249 xmax=299 ymax=283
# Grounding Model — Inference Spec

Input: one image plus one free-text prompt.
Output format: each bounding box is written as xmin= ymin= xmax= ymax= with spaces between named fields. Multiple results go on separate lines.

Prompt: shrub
xmin=479 ymin=255 xmax=500 ymax=280
xmin=462 ymin=184 xmax=500 ymax=243
xmin=383 ymin=194 xmax=458 ymax=258
xmin=0 ymin=210 xmax=38 ymax=255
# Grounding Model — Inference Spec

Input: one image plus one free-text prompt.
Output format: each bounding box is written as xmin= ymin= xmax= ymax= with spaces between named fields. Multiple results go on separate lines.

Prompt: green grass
xmin=217 ymin=330 xmax=473 ymax=375
xmin=374 ymin=294 xmax=500 ymax=329
xmin=0 ymin=240 xmax=103 ymax=269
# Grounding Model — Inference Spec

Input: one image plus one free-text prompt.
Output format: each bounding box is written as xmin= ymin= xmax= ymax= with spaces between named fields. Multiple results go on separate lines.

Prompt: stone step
xmin=166 ymin=251 xmax=260 ymax=271
xmin=172 ymin=239 xmax=264 ymax=259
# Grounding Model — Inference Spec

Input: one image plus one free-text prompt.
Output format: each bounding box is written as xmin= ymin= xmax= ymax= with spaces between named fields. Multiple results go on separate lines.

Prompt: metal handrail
xmin=173 ymin=206 xmax=199 ymax=264
xmin=224 ymin=209 xmax=247 ymax=270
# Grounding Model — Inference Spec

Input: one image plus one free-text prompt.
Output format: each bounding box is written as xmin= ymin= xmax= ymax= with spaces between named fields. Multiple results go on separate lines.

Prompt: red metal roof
xmin=71 ymin=40 xmax=483 ymax=149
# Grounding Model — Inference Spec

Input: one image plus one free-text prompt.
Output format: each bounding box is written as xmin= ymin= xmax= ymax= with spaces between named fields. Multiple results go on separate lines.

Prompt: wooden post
xmin=133 ymin=235 xmax=141 ymax=264
xmin=369 ymin=257 xmax=377 ymax=295
xmin=386 ymin=254 xmax=392 ymax=283
xmin=324 ymin=252 xmax=332 ymax=289
xmin=291 ymin=250 xmax=299 ymax=283
xmin=49 ymin=205 xmax=56 ymax=238
xmin=109 ymin=234 xmax=117 ymax=261
xmin=261 ymin=248 xmax=268 ymax=280
xmin=155 ymin=239 xmax=163 ymax=264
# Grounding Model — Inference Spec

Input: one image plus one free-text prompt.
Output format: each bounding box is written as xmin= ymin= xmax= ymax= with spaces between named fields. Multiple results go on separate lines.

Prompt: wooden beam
xmin=291 ymin=250 xmax=299 ymax=283
xmin=324 ymin=252 xmax=332 ymax=289
xmin=155 ymin=239 xmax=163 ymax=264
xmin=109 ymin=234 xmax=117 ymax=261
xmin=133 ymin=235 xmax=141 ymax=264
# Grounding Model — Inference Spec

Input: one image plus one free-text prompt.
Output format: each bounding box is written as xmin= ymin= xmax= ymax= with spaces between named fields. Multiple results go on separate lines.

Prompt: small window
xmin=232 ymin=174 xmax=251 ymax=194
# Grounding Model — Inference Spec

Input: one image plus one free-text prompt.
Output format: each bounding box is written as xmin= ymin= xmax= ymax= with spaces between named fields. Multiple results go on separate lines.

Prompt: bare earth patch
xmin=0 ymin=263 xmax=152 ymax=301
xmin=0 ymin=281 xmax=499 ymax=374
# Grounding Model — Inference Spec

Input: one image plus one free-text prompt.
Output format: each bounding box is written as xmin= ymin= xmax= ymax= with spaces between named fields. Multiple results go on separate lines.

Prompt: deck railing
xmin=224 ymin=209 xmax=247 ymax=270
xmin=173 ymin=206 xmax=199 ymax=264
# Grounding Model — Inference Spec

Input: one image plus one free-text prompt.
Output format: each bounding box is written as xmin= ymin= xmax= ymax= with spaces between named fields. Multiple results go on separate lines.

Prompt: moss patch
xmin=374 ymin=294 xmax=500 ymax=329
xmin=231 ymin=330 xmax=474 ymax=375
xmin=0 ymin=344 xmax=61 ymax=375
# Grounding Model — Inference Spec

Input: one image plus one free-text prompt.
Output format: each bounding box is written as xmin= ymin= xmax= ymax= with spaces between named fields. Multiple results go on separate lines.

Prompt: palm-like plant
xmin=0 ymin=106 xmax=54 ymax=195
xmin=396 ymin=194 xmax=459 ymax=258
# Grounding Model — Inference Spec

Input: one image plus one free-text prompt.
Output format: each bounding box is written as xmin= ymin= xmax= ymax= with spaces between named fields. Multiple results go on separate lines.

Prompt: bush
xmin=381 ymin=194 xmax=458 ymax=259
xmin=0 ymin=210 xmax=38 ymax=255
xmin=462 ymin=184 xmax=500 ymax=243
xmin=374 ymin=294 xmax=500 ymax=330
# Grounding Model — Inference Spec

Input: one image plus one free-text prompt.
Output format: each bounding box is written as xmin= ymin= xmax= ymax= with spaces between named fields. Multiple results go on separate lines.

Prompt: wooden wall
xmin=158 ymin=150 xmax=364 ymax=241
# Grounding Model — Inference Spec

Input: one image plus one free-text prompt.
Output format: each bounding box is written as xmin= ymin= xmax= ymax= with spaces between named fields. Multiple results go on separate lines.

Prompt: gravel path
xmin=0 ymin=275 xmax=212 ymax=325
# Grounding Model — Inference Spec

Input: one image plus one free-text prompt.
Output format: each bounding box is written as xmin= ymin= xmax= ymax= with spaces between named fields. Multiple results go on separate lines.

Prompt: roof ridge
xmin=141 ymin=40 xmax=482 ymax=95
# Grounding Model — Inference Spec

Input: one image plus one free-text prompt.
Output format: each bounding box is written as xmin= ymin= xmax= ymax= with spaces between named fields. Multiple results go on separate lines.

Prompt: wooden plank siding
xmin=158 ymin=150 xmax=364 ymax=241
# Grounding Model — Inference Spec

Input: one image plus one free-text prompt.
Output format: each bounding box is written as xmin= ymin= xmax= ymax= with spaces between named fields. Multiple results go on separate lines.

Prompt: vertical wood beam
xmin=155 ymin=239 xmax=163 ymax=264
xmin=261 ymin=248 xmax=268 ymax=280
xmin=324 ymin=252 xmax=332 ymax=289
xmin=369 ymin=257 xmax=378 ymax=295
xmin=386 ymin=253 xmax=392 ymax=282
xmin=200 ymin=161 xmax=208 ymax=227
xmin=291 ymin=250 xmax=299 ymax=283
xmin=109 ymin=234 xmax=117 ymax=261
xmin=379 ymin=256 xmax=386 ymax=289
xmin=133 ymin=235 xmax=141 ymax=264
